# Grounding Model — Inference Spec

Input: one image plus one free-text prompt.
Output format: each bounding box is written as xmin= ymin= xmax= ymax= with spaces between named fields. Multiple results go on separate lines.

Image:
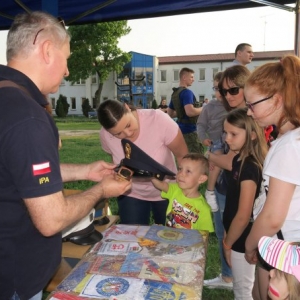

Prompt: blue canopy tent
xmin=0 ymin=0 xmax=297 ymax=52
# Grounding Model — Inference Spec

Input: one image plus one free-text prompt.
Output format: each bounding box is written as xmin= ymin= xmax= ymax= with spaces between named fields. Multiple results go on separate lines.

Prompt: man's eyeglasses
xmin=33 ymin=17 xmax=65 ymax=45
xmin=220 ymin=86 xmax=241 ymax=97
xmin=245 ymin=95 xmax=273 ymax=112
xmin=212 ymin=86 xmax=219 ymax=91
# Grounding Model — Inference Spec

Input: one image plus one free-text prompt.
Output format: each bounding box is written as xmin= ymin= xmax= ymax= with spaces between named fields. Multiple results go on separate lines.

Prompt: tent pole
xmin=295 ymin=0 xmax=300 ymax=56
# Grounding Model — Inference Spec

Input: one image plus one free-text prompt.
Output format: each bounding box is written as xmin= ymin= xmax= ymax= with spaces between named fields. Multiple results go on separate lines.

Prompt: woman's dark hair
xmin=97 ymin=99 xmax=136 ymax=130
xmin=218 ymin=65 xmax=251 ymax=112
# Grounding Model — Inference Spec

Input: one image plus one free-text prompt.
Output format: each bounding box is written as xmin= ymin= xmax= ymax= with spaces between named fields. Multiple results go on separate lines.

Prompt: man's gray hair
xmin=7 ymin=11 xmax=70 ymax=62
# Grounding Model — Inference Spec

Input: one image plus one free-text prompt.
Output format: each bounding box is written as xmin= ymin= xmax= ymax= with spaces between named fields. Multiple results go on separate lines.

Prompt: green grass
xmin=43 ymin=123 xmax=234 ymax=300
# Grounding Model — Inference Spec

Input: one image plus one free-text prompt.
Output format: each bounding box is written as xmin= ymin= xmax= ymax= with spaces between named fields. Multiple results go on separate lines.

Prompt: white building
xmin=51 ymin=50 xmax=293 ymax=115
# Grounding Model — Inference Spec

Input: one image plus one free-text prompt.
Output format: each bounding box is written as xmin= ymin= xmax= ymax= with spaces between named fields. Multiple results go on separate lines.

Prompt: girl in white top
xmin=244 ymin=55 xmax=300 ymax=300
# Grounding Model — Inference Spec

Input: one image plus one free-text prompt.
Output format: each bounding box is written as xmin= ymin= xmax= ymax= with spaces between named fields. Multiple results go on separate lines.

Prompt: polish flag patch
xmin=32 ymin=162 xmax=51 ymax=176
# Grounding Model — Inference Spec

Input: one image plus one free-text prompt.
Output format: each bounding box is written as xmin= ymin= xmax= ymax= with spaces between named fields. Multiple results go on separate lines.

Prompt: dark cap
xmin=115 ymin=139 xmax=176 ymax=181
xmin=62 ymin=209 xmax=103 ymax=245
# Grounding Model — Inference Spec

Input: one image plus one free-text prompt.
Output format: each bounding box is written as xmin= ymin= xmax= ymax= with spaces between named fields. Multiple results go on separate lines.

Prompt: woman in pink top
xmin=97 ymin=99 xmax=188 ymax=225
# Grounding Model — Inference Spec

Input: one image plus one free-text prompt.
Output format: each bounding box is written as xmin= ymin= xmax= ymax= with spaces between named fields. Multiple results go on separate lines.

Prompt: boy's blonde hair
xmin=182 ymin=153 xmax=209 ymax=176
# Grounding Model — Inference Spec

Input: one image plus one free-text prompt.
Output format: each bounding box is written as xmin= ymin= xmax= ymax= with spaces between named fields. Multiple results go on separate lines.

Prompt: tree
xmin=151 ymin=98 xmax=158 ymax=109
xmin=82 ymin=98 xmax=93 ymax=118
xmin=67 ymin=22 xmax=132 ymax=107
xmin=55 ymin=94 xmax=69 ymax=117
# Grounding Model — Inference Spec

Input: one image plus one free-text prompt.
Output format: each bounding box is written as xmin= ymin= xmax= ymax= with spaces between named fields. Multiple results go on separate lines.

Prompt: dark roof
xmin=158 ymin=50 xmax=295 ymax=64
xmin=0 ymin=1 xmax=294 ymax=30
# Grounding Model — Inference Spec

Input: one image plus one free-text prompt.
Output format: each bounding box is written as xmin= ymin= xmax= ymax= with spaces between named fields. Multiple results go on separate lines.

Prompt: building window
xmin=212 ymin=68 xmax=219 ymax=80
xmin=50 ymin=97 xmax=56 ymax=109
xmin=75 ymin=79 xmax=86 ymax=85
xmin=71 ymin=97 xmax=76 ymax=109
xmin=199 ymin=69 xmax=205 ymax=81
xmin=92 ymin=97 xmax=97 ymax=109
xmin=173 ymin=70 xmax=179 ymax=82
xmin=199 ymin=95 xmax=205 ymax=105
xmin=92 ymin=73 xmax=97 ymax=84
xmin=160 ymin=70 xmax=167 ymax=82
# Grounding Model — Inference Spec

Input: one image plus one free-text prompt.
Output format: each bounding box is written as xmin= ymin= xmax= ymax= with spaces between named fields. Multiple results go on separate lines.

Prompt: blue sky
xmin=0 ymin=5 xmax=295 ymax=64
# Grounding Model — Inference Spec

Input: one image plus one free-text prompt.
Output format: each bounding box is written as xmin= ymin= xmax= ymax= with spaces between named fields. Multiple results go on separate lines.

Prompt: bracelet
xmin=223 ymin=238 xmax=231 ymax=250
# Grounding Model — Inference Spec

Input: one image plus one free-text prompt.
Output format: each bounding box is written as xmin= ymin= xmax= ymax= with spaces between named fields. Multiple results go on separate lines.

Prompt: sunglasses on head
xmin=220 ymin=86 xmax=241 ymax=97
xmin=33 ymin=17 xmax=66 ymax=45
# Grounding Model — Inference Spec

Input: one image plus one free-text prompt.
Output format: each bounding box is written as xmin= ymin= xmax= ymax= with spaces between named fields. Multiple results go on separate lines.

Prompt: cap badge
xmin=125 ymin=142 xmax=131 ymax=159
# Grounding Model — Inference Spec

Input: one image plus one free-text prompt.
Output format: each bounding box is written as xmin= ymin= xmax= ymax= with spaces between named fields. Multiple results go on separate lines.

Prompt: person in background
xmin=244 ymin=55 xmax=300 ymax=300
xmin=258 ymin=236 xmax=300 ymax=300
xmin=204 ymin=65 xmax=251 ymax=290
xmin=202 ymin=98 xmax=209 ymax=107
xmin=167 ymin=67 xmax=203 ymax=153
xmin=197 ymin=71 xmax=227 ymax=213
xmin=218 ymin=108 xmax=268 ymax=299
xmin=157 ymin=98 xmax=168 ymax=113
xmin=44 ymin=95 xmax=62 ymax=149
xmin=0 ymin=11 xmax=131 ymax=300
xmin=97 ymin=99 xmax=188 ymax=225
xmin=232 ymin=43 xmax=254 ymax=67
xmin=151 ymin=153 xmax=214 ymax=232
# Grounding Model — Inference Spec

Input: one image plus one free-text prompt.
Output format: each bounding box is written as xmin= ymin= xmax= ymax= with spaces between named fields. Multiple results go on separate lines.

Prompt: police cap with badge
xmin=115 ymin=138 xmax=175 ymax=181
xmin=62 ymin=139 xmax=175 ymax=245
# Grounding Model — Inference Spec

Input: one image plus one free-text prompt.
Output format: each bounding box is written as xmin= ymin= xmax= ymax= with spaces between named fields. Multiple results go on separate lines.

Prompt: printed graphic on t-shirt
xmin=166 ymin=199 xmax=199 ymax=229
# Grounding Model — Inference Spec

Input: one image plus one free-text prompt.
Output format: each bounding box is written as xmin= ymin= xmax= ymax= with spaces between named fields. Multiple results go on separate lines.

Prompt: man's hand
xmin=86 ymin=161 xmax=116 ymax=182
xmin=100 ymin=173 xmax=132 ymax=199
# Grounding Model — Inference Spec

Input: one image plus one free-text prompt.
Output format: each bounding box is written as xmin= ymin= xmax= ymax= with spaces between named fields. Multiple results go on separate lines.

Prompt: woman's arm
xmin=167 ymin=129 xmax=188 ymax=165
xmin=245 ymin=177 xmax=296 ymax=264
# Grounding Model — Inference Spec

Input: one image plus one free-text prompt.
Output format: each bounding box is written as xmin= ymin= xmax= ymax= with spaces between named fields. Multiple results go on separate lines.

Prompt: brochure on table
xmin=48 ymin=224 xmax=208 ymax=300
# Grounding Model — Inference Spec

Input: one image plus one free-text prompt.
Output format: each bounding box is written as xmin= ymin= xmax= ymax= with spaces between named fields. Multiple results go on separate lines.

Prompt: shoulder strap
xmin=0 ymin=80 xmax=31 ymax=97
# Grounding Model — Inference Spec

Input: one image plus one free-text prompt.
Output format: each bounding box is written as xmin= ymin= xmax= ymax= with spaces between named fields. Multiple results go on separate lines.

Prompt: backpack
xmin=171 ymin=87 xmax=198 ymax=124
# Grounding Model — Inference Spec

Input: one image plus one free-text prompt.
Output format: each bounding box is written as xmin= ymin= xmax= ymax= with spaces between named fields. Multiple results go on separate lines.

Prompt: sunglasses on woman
xmin=220 ymin=86 xmax=241 ymax=97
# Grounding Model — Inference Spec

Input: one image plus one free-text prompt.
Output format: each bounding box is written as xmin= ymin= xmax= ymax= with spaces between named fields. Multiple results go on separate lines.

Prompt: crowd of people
xmin=1 ymin=10 xmax=300 ymax=300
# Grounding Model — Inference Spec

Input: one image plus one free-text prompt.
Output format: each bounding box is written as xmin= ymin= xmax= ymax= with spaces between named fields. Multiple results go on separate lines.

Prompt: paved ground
xmin=59 ymin=130 xmax=99 ymax=137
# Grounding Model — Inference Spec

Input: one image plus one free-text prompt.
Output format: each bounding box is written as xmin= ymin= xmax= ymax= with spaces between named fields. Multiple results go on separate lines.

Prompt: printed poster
xmin=79 ymin=274 xmax=144 ymax=299
xmin=144 ymin=224 xmax=203 ymax=246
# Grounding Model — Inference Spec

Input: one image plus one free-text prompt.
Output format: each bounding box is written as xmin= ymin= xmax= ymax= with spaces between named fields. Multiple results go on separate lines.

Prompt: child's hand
xmin=151 ymin=177 xmax=169 ymax=193
xmin=203 ymin=139 xmax=212 ymax=147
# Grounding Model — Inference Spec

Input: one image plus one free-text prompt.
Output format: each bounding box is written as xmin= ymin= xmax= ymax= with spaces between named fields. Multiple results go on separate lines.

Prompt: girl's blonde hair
xmin=225 ymin=107 xmax=268 ymax=174
xmin=245 ymin=55 xmax=300 ymax=129
xmin=273 ymin=269 xmax=300 ymax=300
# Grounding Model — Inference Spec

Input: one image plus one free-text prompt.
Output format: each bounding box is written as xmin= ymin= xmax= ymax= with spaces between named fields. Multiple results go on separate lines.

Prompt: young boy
xmin=151 ymin=153 xmax=214 ymax=232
